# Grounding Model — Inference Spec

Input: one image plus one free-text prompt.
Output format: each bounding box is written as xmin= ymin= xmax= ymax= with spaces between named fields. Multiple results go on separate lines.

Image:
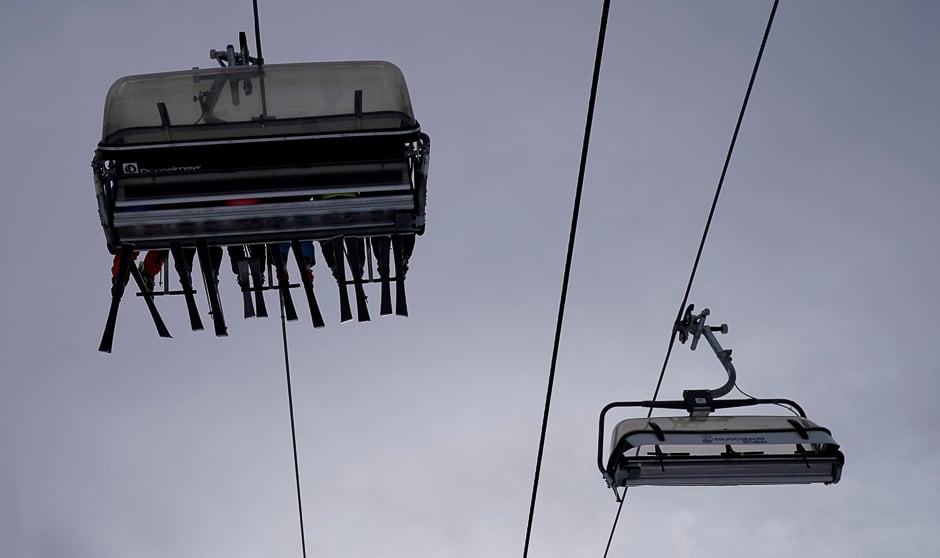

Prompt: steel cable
xmin=280 ymin=292 xmax=309 ymax=558
xmin=522 ymin=1 xmax=612 ymax=557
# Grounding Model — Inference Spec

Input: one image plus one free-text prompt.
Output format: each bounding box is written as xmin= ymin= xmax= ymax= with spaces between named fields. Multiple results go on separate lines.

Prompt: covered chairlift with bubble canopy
xmin=597 ymin=305 xmax=844 ymax=499
xmin=93 ymin=31 xmax=430 ymax=352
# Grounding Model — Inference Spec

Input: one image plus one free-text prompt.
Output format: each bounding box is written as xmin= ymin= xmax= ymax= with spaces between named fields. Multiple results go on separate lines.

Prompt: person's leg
xmin=111 ymin=251 xmax=140 ymax=284
xmin=300 ymin=241 xmax=315 ymax=266
xmin=247 ymin=244 xmax=266 ymax=268
xmin=352 ymin=238 xmax=366 ymax=276
xmin=372 ymin=237 xmax=390 ymax=278
xmin=301 ymin=241 xmax=315 ymax=282
xmin=402 ymin=234 xmax=415 ymax=261
xmin=227 ymin=245 xmax=245 ymax=276
xmin=182 ymin=247 xmax=196 ymax=278
xmin=275 ymin=243 xmax=291 ymax=281
xmin=246 ymin=245 xmax=266 ymax=287
xmin=140 ymin=250 xmax=167 ymax=279
xmin=319 ymin=240 xmax=336 ymax=272
xmin=402 ymin=234 xmax=415 ymax=273
xmin=209 ymin=246 xmax=222 ymax=284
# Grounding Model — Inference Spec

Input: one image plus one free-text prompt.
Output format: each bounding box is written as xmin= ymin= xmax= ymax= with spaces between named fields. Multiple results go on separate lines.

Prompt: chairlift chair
xmin=92 ymin=32 xmax=430 ymax=352
xmin=597 ymin=306 xmax=844 ymax=496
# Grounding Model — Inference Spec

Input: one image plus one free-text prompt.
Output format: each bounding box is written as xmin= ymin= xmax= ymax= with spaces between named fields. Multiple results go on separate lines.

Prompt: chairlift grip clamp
xmin=676 ymin=304 xmax=737 ymax=400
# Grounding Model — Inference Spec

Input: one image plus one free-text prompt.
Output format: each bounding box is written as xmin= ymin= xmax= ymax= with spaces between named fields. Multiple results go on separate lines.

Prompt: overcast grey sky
xmin=2 ymin=1 xmax=938 ymax=557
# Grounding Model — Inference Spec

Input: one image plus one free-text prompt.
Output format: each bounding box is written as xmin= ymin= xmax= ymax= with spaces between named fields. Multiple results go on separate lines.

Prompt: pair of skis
xmin=267 ymin=242 xmax=325 ymax=327
xmin=235 ymin=257 xmax=267 ymax=319
xmin=330 ymin=234 xmax=409 ymax=323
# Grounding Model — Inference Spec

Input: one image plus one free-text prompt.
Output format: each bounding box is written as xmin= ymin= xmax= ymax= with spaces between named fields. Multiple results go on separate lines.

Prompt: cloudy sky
xmin=2 ymin=1 xmax=938 ymax=557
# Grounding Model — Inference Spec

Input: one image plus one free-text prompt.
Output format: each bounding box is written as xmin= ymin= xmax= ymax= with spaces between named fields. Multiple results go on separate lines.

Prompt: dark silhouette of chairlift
xmin=94 ymin=32 xmax=430 ymax=352
xmin=598 ymin=305 xmax=844 ymax=498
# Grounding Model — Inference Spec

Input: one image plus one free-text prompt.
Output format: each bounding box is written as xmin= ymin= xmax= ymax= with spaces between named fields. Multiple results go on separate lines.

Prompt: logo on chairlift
xmin=701 ymin=433 xmax=767 ymax=445
xmin=121 ymin=162 xmax=202 ymax=175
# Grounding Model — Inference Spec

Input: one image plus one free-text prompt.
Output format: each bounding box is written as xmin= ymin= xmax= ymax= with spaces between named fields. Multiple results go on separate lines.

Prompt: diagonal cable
xmin=280 ymin=293 xmax=309 ymax=558
xmin=602 ymin=1 xmax=780 ymax=555
xmin=522 ymin=1 xmax=612 ymax=557
xmin=601 ymin=495 xmax=626 ymax=558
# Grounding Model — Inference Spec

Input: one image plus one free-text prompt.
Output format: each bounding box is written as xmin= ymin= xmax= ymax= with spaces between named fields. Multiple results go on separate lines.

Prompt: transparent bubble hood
xmin=100 ymin=61 xmax=418 ymax=146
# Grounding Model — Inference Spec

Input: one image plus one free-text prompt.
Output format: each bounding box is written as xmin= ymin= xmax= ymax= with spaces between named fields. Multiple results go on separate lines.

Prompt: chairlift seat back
xmin=607 ymin=415 xmax=844 ymax=487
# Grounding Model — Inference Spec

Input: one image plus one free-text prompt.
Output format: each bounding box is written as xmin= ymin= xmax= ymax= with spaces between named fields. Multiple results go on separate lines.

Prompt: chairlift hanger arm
xmin=201 ymin=33 xmax=260 ymax=124
xmin=676 ymin=305 xmax=736 ymax=402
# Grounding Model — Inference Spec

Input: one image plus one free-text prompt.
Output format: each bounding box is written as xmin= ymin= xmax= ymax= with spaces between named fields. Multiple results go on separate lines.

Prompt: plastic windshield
xmin=100 ymin=61 xmax=417 ymax=146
